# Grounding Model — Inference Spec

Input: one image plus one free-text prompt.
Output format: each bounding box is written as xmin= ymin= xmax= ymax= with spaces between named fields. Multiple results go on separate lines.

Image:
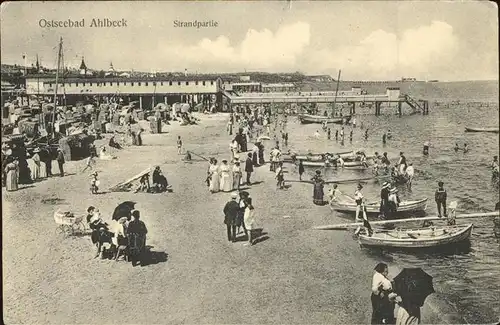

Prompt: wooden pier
xmin=225 ymin=87 xmax=430 ymax=116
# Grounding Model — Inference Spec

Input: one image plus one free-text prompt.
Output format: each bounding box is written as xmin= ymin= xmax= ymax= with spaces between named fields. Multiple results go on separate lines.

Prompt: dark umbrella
xmin=112 ymin=201 xmax=136 ymax=221
xmin=393 ymin=268 xmax=435 ymax=307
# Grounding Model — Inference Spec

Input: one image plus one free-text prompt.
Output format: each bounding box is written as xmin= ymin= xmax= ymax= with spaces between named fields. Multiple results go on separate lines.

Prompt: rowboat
xmin=465 ymin=127 xmax=499 ymax=133
xmin=332 ymin=198 xmax=428 ymax=215
xmin=295 ymin=160 xmax=367 ymax=169
xmin=298 ymin=114 xmax=351 ymax=125
xmin=287 ymin=151 xmax=355 ymax=162
xmin=357 ymin=224 xmax=473 ymax=248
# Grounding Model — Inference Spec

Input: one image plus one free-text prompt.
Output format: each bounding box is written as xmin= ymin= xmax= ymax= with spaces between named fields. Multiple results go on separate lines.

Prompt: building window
xmin=138 ymin=82 xmax=141 ymax=86
xmin=131 ymin=82 xmax=134 ymax=86
xmin=160 ymin=82 xmax=163 ymax=86
xmin=49 ymin=83 xmax=52 ymax=87
xmin=145 ymin=82 xmax=148 ymax=86
xmin=97 ymin=82 xmax=101 ymax=86
xmin=169 ymin=81 xmax=172 ymax=86
xmin=195 ymin=81 xmax=198 ymax=85
xmin=76 ymin=82 xmax=79 ymax=87
xmin=185 ymin=81 xmax=189 ymax=86
xmin=82 ymin=82 xmax=85 ymax=86
xmin=110 ymin=82 xmax=113 ymax=86
xmin=178 ymin=81 xmax=181 ymax=86
xmin=116 ymin=82 xmax=119 ymax=86
xmin=90 ymin=82 xmax=93 ymax=86
xmin=210 ymin=81 xmax=214 ymax=85
xmin=203 ymin=81 xmax=206 ymax=86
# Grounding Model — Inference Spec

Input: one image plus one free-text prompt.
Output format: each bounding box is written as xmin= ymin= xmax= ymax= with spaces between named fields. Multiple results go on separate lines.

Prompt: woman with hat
xmin=232 ymin=160 xmax=242 ymax=191
xmin=4 ymin=157 xmax=19 ymax=191
xmin=31 ymin=148 xmax=41 ymax=181
xmin=311 ymin=170 xmax=325 ymax=205
xmin=208 ymin=159 xmax=220 ymax=193
xmin=386 ymin=187 xmax=401 ymax=220
xmin=243 ymin=197 xmax=257 ymax=245
xmin=219 ymin=159 xmax=232 ymax=192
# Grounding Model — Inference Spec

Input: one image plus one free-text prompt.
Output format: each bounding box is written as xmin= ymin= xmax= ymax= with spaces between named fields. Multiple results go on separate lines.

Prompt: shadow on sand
xmin=234 ymin=228 xmax=269 ymax=245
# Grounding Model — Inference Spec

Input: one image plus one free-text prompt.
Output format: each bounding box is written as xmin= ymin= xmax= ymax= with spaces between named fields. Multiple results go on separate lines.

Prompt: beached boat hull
xmin=332 ymin=198 xmax=428 ymax=214
xmin=293 ymin=152 xmax=356 ymax=162
xmin=465 ymin=127 xmax=499 ymax=133
xmin=295 ymin=160 xmax=366 ymax=169
xmin=358 ymin=224 xmax=473 ymax=248
xmin=298 ymin=114 xmax=349 ymax=125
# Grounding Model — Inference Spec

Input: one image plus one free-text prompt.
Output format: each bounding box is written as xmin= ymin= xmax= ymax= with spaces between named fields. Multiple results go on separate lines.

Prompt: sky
xmin=0 ymin=1 xmax=498 ymax=81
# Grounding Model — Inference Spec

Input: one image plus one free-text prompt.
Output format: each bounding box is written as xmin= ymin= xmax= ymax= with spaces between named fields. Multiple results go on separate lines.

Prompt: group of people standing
xmin=371 ymin=262 xmax=422 ymax=325
xmin=223 ymin=191 xmax=258 ymax=245
xmin=207 ymin=157 xmax=251 ymax=193
xmin=2 ymin=145 xmax=67 ymax=192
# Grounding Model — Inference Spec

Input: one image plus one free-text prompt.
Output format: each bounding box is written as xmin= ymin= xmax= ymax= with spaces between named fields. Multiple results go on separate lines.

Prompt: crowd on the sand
xmin=4 ymin=98 xmax=499 ymax=323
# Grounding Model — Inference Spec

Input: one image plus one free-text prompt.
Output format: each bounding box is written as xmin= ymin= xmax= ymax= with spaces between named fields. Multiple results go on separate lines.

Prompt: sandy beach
xmin=2 ymin=112 xmax=460 ymax=324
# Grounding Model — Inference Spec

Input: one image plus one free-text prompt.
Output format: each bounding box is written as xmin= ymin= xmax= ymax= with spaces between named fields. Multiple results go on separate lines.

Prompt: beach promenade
xmin=3 ymin=113 xmax=456 ymax=324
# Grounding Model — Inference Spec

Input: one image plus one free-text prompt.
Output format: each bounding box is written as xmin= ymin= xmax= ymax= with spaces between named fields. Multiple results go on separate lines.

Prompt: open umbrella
xmin=393 ymin=268 xmax=435 ymax=307
xmin=112 ymin=201 xmax=136 ymax=221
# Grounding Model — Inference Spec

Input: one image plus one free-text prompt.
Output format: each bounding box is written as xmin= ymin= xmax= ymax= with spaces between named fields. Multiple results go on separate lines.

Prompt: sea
xmin=284 ymin=80 xmax=499 ymax=323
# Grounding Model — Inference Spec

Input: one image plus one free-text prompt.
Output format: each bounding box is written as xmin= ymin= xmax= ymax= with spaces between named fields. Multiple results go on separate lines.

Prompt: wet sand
xmin=3 ymin=113 xmax=451 ymax=324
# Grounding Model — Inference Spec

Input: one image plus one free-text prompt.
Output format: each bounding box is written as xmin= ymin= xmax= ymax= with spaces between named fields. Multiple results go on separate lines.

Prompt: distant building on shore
xmin=24 ymin=73 xmax=225 ymax=110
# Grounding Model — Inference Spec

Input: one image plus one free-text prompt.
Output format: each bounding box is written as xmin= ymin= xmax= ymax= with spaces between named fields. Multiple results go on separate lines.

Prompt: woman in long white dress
xmin=31 ymin=148 xmax=41 ymax=181
xmin=232 ymin=161 xmax=242 ymax=191
xmin=243 ymin=197 xmax=256 ymax=245
xmin=230 ymin=140 xmax=239 ymax=161
xmin=209 ymin=159 xmax=220 ymax=193
xmin=219 ymin=159 xmax=232 ymax=192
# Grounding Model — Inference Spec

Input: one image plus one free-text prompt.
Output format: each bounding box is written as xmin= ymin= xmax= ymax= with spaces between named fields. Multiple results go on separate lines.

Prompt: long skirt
xmin=209 ymin=173 xmax=220 ymax=192
xmin=395 ymin=305 xmax=420 ymax=325
xmin=232 ymin=173 xmax=241 ymax=190
xmin=39 ymin=161 xmax=47 ymax=178
xmin=252 ymin=152 xmax=258 ymax=166
xmin=371 ymin=293 xmax=396 ymax=324
xmin=31 ymin=161 xmax=40 ymax=180
xmin=6 ymin=169 xmax=18 ymax=191
xmin=313 ymin=183 xmax=325 ymax=205
xmin=220 ymin=172 xmax=232 ymax=192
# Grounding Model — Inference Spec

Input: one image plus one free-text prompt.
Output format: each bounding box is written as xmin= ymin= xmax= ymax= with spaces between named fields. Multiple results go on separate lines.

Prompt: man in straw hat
xmin=386 ymin=187 xmax=401 ymax=220
xmin=223 ymin=192 xmax=240 ymax=242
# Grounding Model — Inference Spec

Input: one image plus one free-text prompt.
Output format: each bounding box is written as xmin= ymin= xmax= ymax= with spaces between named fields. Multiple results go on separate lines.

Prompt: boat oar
xmin=313 ymin=211 xmax=500 ymax=230
xmin=188 ymin=151 xmax=210 ymax=162
xmin=324 ymin=176 xmax=374 ymax=184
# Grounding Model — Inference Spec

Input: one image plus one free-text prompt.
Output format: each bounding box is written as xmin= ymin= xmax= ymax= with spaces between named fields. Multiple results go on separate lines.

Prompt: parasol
xmin=112 ymin=201 xmax=136 ymax=221
xmin=393 ymin=268 xmax=435 ymax=307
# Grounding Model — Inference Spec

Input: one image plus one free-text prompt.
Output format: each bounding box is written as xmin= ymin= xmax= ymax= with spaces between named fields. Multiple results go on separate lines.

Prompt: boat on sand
xmin=298 ymin=114 xmax=351 ymax=125
xmin=465 ymin=127 xmax=499 ymax=133
xmin=357 ymin=224 xmax=473 ymax=248
xmin=332 ymin=198 xmax=427 ymax=215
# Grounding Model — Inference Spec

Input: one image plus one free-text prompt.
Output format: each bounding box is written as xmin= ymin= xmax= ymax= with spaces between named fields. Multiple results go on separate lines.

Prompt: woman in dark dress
xmin=258 ymin=143 xmax=265 ymax=165
xmin=311 ymin=170 xmax=325 ymax=205
xmin=152 ymin=166 xmax=169 ymax=192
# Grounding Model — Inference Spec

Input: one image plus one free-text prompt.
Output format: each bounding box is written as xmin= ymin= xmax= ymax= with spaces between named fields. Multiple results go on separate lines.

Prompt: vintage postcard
xmin=1 ymin=1 xmax=499 ymax=324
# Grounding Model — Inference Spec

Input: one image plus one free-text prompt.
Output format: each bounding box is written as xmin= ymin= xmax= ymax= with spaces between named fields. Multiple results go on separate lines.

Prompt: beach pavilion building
xmin=24 ymin=65 xmax=226 ymax=111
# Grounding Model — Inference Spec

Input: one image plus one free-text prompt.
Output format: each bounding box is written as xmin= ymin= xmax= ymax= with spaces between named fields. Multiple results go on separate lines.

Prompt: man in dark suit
xmin=223 ymin=193 xmax=240 ymax=242
xmin=245 ymin=152 xmax=254 ymax=185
